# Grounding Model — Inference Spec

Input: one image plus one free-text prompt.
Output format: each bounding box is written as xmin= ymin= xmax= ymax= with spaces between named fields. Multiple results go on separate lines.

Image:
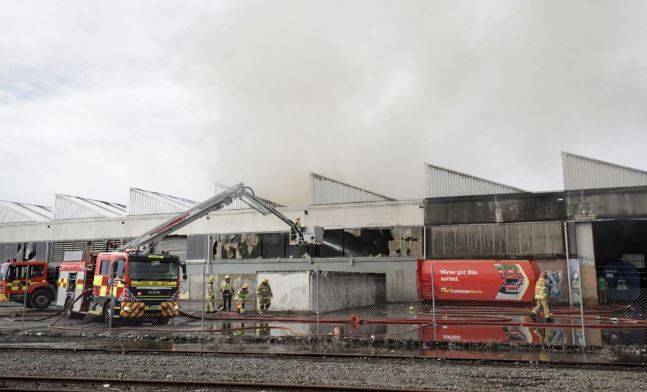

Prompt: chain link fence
xmin=2 ymin=258 xmax=647 ymax=352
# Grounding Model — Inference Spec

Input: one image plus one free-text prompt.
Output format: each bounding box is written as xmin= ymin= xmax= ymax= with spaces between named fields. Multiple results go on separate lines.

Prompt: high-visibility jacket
xmin=534 ymin=277 xmax=547 ymax=300
xmin=207 ymin=284 xmax=215 ymax=298
xmin=235 ymin=288 xmax=248 ymax=302
xmin=257 ymin=283 xmax=272 ymax=300
xmin=221 ymin=280 xmax=234 ymax=294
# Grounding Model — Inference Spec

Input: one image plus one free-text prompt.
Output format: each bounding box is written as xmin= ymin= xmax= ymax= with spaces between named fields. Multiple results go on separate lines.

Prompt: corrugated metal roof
xmin=562 ymin=152 xmax=647 ymax=191
xmin=128 ymin=188 xmax=197 ymax=216
xmin=52 ymin=194 xmax=126 ymax=220
xmin=0 ymin=201 xmax=52 ymax=223
xmin=425 ymin=163 xmax=526 ymax=198
xmin=311 ymin=173 xmax=395 ymax=204
xmin=215 ymin=183 xmax=283 ymax=210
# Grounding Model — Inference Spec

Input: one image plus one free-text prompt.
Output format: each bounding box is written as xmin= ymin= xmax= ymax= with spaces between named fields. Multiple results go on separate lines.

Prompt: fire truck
xmin=0 ymin=260 xmax=58 ymax=309
xmin=0 ymin=183 xmax=322 ymax=324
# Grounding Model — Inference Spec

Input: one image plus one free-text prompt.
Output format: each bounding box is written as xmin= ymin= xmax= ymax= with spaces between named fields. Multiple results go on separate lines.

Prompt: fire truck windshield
xmin=0 ymin=264 xmax=9 ymax=280
xmin=128 ymin=260 xmax=178 ymax=280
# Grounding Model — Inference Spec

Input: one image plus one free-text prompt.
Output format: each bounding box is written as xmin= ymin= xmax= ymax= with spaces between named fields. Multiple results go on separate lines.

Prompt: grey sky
xmin=1 ymin=1 xmax=646 ymax=207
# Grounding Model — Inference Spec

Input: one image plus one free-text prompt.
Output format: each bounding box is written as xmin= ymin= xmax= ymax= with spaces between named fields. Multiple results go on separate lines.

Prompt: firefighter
xmin=294 ymin=217 xmax=304 ymax=231
xmin=235 ymin=284 xmax=249 ymax=314
xmin=257 ymin=278 xmax=273 ymax=314
xmin=220 ymin=274 xmax=234 ymax=312
xmin=206 ymin=275 xmax=216 ymax=313
xmin=531 ymin=272 xmax=553 ymax=322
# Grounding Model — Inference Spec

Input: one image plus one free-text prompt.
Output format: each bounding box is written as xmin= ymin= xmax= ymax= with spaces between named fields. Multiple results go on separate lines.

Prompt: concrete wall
xmin=0 ymin=200 xmax=424 ymax=243
xmin=257 ymin=271 xmax=310 ymax=311
xmin=574 ymin=222 xmax=599 ymax=306
xmin=191 ymin=257 xmax=418 ymax=303
xmin=312 ymin=272 xmax=386 ymax=313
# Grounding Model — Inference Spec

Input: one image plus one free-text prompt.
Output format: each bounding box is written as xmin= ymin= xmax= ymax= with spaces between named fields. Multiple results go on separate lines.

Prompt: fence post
xmin=108 ymin=273 xmax=115 ymax=338
xmin=20 ymin=268 xmax=30 ymax=335
xmin=315 ymin=265 xmax=320 ymax=338
xmin=564 ymin=222 xmax=573 ymax=307
xmin=577 ymin=258 xmax=586 ymax=347
xmin=201 ymin=263 xmax=206 ymax=337
xmin=430 ymin=260 xmax=436 ymax=341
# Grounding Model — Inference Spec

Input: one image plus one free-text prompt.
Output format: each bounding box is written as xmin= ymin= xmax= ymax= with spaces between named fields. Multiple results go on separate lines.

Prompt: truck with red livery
xmin=0 ymin=259 xmax=58 ymax=309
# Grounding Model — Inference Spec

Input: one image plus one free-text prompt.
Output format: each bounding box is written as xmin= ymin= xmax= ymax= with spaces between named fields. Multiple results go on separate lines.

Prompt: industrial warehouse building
xmin=1 ymin=152 xmax=647 ymax=307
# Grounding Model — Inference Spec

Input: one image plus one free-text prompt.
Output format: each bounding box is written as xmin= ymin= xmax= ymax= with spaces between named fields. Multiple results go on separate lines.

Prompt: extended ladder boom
xmin=118 ymin=183 xmax=304 ymax=252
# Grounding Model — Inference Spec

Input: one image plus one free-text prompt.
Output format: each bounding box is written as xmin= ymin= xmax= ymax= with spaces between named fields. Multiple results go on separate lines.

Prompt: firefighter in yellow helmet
xmin=220 ymin=274 xmax=234 ymax=312
xmin=294 ymin=217 xmax=304 ymax=231
xmin=257 ymin=278 xmax=273 ymax=314
xmin=206 ymin=275 xmax=216 ymax=313
xmin=531 ymin=272 xmax=553 ymax=322
xmin=235 ymin=284 xmax=249 ymax=314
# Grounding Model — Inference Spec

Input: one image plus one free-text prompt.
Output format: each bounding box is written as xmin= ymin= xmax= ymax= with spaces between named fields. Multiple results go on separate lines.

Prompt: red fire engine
xmin=0 ymin=260 xmax=58 ymax=309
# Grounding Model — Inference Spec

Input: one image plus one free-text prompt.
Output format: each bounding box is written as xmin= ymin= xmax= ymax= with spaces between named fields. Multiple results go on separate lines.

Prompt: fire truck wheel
xmin=30 ymin=290 xmax=52 ymax=310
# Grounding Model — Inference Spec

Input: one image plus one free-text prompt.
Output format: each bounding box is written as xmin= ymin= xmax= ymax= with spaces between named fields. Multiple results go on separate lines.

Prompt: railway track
xmin=0 ymin=375 xmax=436 ymax=392
xmin=0 ymin=344 xmax=644 ymax=372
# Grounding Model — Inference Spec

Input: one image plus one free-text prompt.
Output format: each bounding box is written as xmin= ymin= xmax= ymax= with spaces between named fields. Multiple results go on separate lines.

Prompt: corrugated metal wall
xmin=128 ymin=188 xmax=196 ymax=216
xmin=425 ymin=164 xmax=525 ymax=198
xmin=430 ymin=221 xmax=564 ymax=258
xmin=311 ymin=173 xmax=394 ymax=204
xmin=562 ymin=152 xmax=647 ymax=190
xmin=50 ymin=239 xmax=127 ymax=264
xmin=53 ymin=194 xmax=126 ymax=220
xmin=0 ymin=201 xmax=51 ymax=223
xmin=187 ymin=235 xmax=208 ymax=260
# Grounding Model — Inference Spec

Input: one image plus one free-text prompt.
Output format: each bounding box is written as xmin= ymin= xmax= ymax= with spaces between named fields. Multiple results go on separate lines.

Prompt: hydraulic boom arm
xmin=117 ymin=183 xmax=304 ymax=252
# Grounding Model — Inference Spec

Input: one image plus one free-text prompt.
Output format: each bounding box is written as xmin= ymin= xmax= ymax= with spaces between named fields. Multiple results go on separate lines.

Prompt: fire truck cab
xmin=0 ymin=260 xmax=57 ymax=309
xmin=56 ymin=251 xmax=181 ymax=324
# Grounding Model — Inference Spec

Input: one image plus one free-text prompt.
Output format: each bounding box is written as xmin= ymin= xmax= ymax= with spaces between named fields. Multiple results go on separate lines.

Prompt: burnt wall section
xmin=429 ymin=221 xmax=564 ymax=259
xmin=0 ymin=242 xmax=51 ymax=263
xmin=566 ymin=186 xmax=647 ymax=219
xmin=187 ymin=227 xmax=423 ymax=260
xmin=424 ymin=192 xmax=565 ymax=225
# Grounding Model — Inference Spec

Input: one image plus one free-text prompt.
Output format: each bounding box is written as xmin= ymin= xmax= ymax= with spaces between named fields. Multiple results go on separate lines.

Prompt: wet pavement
xmin=2 ymin=300 xmax=647 ymax=365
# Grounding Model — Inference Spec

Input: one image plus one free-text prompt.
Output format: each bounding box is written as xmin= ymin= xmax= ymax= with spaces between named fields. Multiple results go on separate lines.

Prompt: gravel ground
xmin=0 ymin=349 xmax=645 ymax=391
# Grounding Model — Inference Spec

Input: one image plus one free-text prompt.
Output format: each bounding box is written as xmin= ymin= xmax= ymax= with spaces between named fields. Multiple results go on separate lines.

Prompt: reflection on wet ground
xmin=2 ymin=302 xmax=647 ymax=364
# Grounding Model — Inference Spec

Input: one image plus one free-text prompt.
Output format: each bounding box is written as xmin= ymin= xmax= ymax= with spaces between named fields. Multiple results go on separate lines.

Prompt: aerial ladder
xmin=52 ymin=183 xmax=322 ymax=322
xmin=118 ymin=182 xmax=323 ymax=254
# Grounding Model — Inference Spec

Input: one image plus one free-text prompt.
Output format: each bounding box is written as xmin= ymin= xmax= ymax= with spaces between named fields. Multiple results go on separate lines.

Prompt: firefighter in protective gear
xmin=206 ymin=275 xmax=216 ymax=313
xmin=294 ymin=217 xmax=304 ymax=231
xmin=220 ymin=274 xmax=234 ymax=312
xmin=531 ymin=272 xmax=553 ymax=322
xmin=235 ymin=284 xmax=249 ymax=314
xmin=257 ymin=278 xmax=273 ymax=314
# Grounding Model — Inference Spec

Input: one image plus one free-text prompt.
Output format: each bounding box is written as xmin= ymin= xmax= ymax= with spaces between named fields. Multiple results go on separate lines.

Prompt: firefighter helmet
xmin=262 ymin=278 xmax=269 ymax=284
xmin=241 ymin=284 xmax=249 ymax=290
xmin=208 ymin=275 xmax=215 ymax=284
xmin=225 ymin=274 xmax=231 ymax=280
